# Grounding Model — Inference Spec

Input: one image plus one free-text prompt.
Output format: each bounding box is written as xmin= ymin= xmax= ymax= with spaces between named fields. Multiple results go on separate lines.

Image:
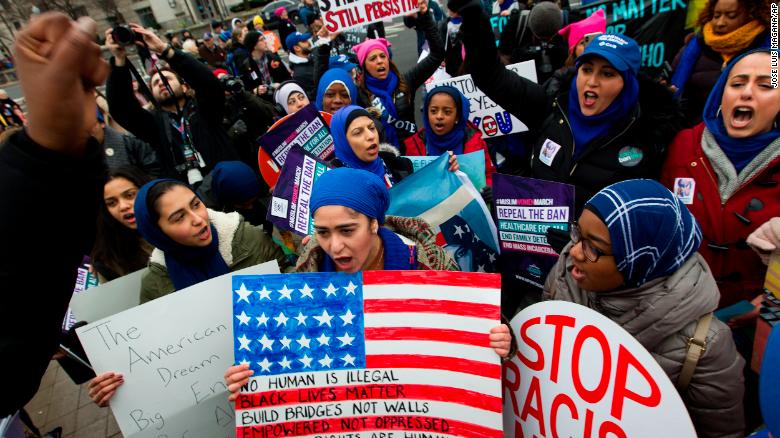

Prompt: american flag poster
xmin=232 ymin=271 xmax=502 ymax=437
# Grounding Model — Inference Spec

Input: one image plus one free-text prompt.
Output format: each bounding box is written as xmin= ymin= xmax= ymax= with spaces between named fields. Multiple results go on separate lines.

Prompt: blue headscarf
xmin=310 ymin=168 xmax=416 ymax=271
xmin=210 ymin=161 xmax=261 ymax=206
xmin=584 ymin=179 xmax=702 ymax=288
xmin=135 ymin=179 xmax=230 ymax=290
xmin=365 ymin=70 xmax=400 ymax=147
xmin=422 ymin=85 xmax=470 ymax=156
xmin=498 ymin=0 xmax=515 ymax=12
xmin=567 ymin=61 xmax=640 ymax=159
xmin=703 ymin=49 xmax=780 ymax=173
xmin=315 ymin=69 xmax=358 ymax=112
xmin=331 ymin=105 xmax=389 ymax=180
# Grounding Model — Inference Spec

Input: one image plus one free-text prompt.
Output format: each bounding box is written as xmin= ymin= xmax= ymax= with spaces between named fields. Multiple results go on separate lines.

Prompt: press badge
xmin=673 ymin=178 xmax=695 ymax=204
xmin=539 ymin=139 xmax=562 ymax=166
xmin=250 ymin=71 xmax=258 ymax=80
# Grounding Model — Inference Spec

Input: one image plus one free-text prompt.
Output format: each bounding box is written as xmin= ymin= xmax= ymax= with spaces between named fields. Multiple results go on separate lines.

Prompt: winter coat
xmin=198 ymin=43 xmax=226 ymax=68
xmin=672 ymin=31 xmax=770 ymax=128
xmin=544 ymin=245 xmax=745 ymax=438
xmin=102 ymin=125 xmax=163 ymax=177
xmin=358 ymin=10 xmax=445 ymax=146
xmin=139 ymin=210 xmax=286 ymax=303
xmin=661 ymin=123 xmax=780 ymax=308
xmin=289 ymin=54 xmax=316 ymax=100
xmin=238 ymin=52 xmax=291 ymax=93
xmin=404 ymin=124 xmax=496 ymax=185
xmin=455 ymin=6 xmax=682 ymax=210
xmin=107 ymin=50 xmax=240 ymax=181
xmin=294 ymin=216 xmax=459 ymax=272
xmin=0 ymin=130 xmax=104 ymax=416
xmin=330 ymin=143 xmax=414 ymax=185
xmin=278 ymin=20 xmax=298 ymax=51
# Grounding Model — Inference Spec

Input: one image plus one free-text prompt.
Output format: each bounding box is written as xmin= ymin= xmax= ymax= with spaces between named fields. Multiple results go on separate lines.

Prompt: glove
xmin=746 ymin=217 xmax=780 ymax=265
xmin=480 ymin=185 xmax=493 ymax=206
xmin=228 ymin=119 xmax=247 ymax=138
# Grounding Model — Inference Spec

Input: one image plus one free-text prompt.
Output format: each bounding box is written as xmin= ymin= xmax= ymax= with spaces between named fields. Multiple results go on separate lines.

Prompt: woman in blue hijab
xmin=442 ymin=0 xmax=682 ymax=211
xmin=330 ymin=105 xmax=460 ymax=187
xmin=133 ymin=179 xmax=285 ymax=302
xmin=404 ymin=85 xmax=496 ymax=184
xmin=315 ymin=68 xmax=358 ymax=114
xmin=87 ymin=179 xmax=286 ymax=407
xmin=544 ymin=179 xmax=745 ymax=437
xmin=224 ymin=166 xmax=513 ymax=397
xmin=661 ymin=49 xmax=780 ymax=314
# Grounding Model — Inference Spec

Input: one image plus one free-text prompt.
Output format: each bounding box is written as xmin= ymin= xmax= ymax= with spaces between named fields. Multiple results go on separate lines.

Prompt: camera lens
xmin=112 ymin=25 xmax=136 ymax=46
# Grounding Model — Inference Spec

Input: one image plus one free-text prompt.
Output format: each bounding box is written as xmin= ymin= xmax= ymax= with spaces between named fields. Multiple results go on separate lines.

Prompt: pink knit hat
xmin=274 ymin=6 xmax=286 ymax=17
xmin=558 ymin=9 xmax=606 ymax=55
xmin=352 ymin=38 xmax=390 ymax=67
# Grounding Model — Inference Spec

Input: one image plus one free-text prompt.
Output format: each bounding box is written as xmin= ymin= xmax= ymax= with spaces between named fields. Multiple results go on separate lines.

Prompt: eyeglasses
xmin=570 ymin=222 xmax=613 ymax=263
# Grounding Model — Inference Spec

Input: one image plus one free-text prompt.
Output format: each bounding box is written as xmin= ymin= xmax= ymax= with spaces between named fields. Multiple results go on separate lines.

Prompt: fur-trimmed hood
xmin=148 ymin=209 xmax=241 ymax=267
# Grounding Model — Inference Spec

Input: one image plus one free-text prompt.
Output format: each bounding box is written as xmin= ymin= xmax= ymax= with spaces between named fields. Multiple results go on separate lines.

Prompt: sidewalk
xmin=23 ymin=362 xmax=121 ymax=438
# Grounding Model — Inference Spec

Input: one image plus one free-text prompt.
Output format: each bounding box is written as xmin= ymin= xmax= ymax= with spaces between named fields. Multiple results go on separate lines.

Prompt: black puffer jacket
xmin=455 ymin=0 xmax=681 ymax=210
xmin=358 ymin=10 xmax=445 ymax=147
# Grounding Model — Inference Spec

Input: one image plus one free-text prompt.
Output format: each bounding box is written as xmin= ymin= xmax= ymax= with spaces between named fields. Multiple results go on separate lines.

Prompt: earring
xmin=716 ymin=106 xmax=722 ymax=118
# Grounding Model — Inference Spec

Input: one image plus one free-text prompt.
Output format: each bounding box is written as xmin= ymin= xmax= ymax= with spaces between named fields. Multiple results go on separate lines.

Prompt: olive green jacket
xmin=140 ymin=210 xmax=286 ymax=303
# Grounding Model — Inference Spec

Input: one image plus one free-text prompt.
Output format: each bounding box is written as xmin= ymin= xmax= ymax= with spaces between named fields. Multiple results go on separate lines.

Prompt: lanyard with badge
xmin=155 ymin=63 xmax=206 ymax=185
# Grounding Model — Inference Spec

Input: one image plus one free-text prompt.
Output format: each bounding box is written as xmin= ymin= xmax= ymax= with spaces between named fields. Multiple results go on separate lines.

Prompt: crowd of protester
xmin=1 ymin=0 xmax=779 ymax=435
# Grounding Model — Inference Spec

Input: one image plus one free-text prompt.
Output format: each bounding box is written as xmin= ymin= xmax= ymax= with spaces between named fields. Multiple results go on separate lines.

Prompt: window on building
xmin=135 ymin=7 xmax=159 ymax=28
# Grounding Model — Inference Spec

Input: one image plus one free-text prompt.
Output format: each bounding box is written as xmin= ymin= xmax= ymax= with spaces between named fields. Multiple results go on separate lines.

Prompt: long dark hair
xmin=90 ymin=167 xmax=153 ymax=281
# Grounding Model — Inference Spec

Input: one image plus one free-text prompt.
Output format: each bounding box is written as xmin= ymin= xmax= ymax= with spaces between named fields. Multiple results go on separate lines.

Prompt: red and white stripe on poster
xmin=233 ymin=271 xmax=503 ymax=437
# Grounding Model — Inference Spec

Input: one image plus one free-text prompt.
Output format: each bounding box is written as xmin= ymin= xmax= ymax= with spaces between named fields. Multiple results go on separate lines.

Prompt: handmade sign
xmin=425 ymin=61 xmax=538 ymax=138
xmin=263 ymin=31 xmax=282 ymax=53
xmin=766 ymin=252 xmax=780 ymax=300
xmin=257 ymin=104 xmax=334 ymax=187
xmin=232 ymin=270 xmax=503 ymax=437
xmin=576 ymin=0 xmax=689 ymax=70
xmin=268 ymin=147 xmax=330 ymax=237
xmin=490 ymin=13 xmax=509 ymax=46
xmin=493 ymin=174 xmax=574 ymax=291
xmin=76 ymin=261 xmax=280 ymax=438
xmin=63 ymin=259 xmax=99 ymax=331
xmin=388 ymin=153 xmax=499 ymax=273
xmin=70 ymin=268 xmax=146 ymax=323
xmin=343 ymin=28 xmax=368 ymax=46
xmin=318 ymin=0 xmax=419 ymax=33
xmin=504 ymin=301 xmax=697 ymax=437
xmin=403 ymin=150 xmax=487 ymax=191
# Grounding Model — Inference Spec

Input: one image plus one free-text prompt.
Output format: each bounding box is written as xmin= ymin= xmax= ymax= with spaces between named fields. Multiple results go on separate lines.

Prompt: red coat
xmin=403 ymin=125 xmax=496 ymax=185
xmin=661 ymin=123 xmax=780 ymax=308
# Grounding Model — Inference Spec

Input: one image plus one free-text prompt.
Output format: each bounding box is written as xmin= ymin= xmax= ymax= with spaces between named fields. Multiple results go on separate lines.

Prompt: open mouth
xmin=196 ymin=225 xmax=211 ymax=241
xmin=122 ymin=213 xmax=136 ymax=224
xmin=334 ymin=256 xmax=353 ymax=268
xmin=582 ymin=91 xmax=598 ymax=108
xmin=376 ymin=66 xmax=387 ymax=74
xmin=366 ymin=143 xmax=378 ymax=154
xmin=731 ymin=106 xmax=754 ymax=128
xmin=569 ymin=264 xmax=586 ymax=282
xmin=433 ymin=122 xmax=446 ymax=132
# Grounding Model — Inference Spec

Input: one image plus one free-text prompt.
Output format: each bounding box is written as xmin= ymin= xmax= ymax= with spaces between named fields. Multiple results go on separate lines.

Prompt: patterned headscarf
xmin=584 ymin=179 xmax=702 ymax=288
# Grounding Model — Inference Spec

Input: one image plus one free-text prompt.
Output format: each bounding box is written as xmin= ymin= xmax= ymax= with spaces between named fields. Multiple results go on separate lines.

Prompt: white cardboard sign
xmin=77 ymin=261 xmax=280 ymax=438
xmin=503 ymin=301 xmax=696 ymax=437
xmin=425 ymin=61 xmax=538 ymax=138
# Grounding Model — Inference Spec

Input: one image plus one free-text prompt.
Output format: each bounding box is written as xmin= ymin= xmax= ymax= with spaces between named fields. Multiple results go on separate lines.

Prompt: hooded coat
xmin=544 ymin=246 xmax=745 ymax=438
xmin=140 ymin=210 xmax=286 ymax=302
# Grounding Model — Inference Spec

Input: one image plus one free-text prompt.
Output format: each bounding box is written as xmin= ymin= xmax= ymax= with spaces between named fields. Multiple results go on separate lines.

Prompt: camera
xmin=220 ymin=75 xmax=244 ymax=94
xmin=111 ymin=25 xmax=143 ymax=47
